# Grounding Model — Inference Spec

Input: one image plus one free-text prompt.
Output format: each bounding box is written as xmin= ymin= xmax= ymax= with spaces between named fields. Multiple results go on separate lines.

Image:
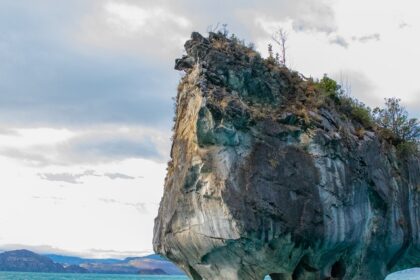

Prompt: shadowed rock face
xmin=153 ymin=32 xmax=420 ymax=280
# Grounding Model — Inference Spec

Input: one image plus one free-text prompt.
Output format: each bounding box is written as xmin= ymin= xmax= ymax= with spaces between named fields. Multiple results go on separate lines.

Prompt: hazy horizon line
xmin=0 ymin=243 xmax=154 ymax=259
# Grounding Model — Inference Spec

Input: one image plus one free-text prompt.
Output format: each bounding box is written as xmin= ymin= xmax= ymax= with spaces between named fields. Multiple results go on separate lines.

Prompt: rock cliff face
xmin=153 ymin=32 xmax=420 ymax=280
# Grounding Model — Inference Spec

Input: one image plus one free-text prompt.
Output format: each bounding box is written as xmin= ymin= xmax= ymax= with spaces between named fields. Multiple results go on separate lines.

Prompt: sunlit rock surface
xmin=153 ymin=32 xmax=420 ymax=280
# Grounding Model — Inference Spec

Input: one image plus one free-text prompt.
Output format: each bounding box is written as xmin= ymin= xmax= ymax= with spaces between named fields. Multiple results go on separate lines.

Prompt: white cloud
xmin=105 ymin=2 xmax=190 ymax=33
xmin=76 ymin=1 xmax=192 ymax=58
xmin=0 ymin=156 xmax=166 ymax=257
xmin=0 ymin=124 xmax=169 ymax=256
xmin=74 ymin=0 xmax=337 ymax=59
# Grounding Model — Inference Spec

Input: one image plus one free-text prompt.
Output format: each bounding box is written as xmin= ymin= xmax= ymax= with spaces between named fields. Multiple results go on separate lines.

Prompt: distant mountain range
xmin=0 ymin=249 xmax=183 ymax=275
xmin=0 ymin=250 xmax=87 ymax=273
xmin=47 ymin=252 xmax=183 ymax=275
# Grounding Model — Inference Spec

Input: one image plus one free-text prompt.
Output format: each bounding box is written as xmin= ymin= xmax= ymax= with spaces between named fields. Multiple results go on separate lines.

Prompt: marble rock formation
xmin=154 ymin=32 xmax=420 ymax=280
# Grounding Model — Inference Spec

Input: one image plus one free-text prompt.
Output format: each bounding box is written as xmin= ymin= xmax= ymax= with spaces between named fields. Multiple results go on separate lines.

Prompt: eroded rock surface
xmin=153 ymin=32 xmax=420 ymax=280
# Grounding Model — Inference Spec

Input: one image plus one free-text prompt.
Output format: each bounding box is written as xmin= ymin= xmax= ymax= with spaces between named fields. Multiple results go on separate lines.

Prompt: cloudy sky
xmin=0 ymin=0 xmax=419 ymax=259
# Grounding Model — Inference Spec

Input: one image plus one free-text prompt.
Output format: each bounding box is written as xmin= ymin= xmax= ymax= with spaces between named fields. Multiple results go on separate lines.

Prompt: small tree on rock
xmin=272 ymin=28 xmax=288 ymax=66
xmin=373 ymin=98 xmax=420 ymax=143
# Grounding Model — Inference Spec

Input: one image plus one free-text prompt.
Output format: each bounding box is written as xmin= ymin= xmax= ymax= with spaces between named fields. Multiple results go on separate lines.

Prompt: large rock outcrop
xmin=153 ymin=32 xmax=420 ymax=280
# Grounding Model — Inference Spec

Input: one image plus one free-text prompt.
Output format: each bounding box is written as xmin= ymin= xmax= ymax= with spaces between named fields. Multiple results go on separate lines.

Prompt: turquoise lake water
xmin=0 ymin=270 xmax=418 ymax=279
xmin=0 ymin=272 xmax=188 ymax=280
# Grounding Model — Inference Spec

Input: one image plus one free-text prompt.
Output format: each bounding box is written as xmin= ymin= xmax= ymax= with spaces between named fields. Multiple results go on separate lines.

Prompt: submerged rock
xmin=153 ymin=32 xmax=420 ymax=280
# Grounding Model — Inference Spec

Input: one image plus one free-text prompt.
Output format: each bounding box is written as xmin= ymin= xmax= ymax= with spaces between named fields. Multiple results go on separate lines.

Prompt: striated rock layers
xmin=153 ymin=32 xmax=420 ymax=280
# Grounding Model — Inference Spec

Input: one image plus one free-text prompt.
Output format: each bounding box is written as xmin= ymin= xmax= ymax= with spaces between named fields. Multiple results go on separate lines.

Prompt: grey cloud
xmin=38 ymin=170 xmax=139 ymax=184
xmin=352 ymin=33 xmax=381 ymax=43
xmin=332 ymin=70 xmax=378 ymax=107
xmin=329 ymin=35 xmax=349 ymax=48
xmin=0 ymin=0 xmax=337 ymax=131
xmin=99 ymin=198 xmax=147 ymax=213
xmin=59 ymin=132 xmax=166 ymax=164
xmin=0 ymin=126 xmax=170 ymax=166
xmin=399 ymin=22 xmax=409 ymax=29
xmin=290 ymin=1 xmax=336 ymax=34
xmin=0 ymin=45 xmax=176 ymax=128
xmin=0 ymin=148 xmax=51 ymax=166
xmin=0 ymin=1 xmax=176 ymax=129
xmin=104 ymin=173 xmax=135 ymax=180
xmin=38 ymin=170 xmax=98 ymax=184
xmin=0 ymin=127 xmax=19 ymax=135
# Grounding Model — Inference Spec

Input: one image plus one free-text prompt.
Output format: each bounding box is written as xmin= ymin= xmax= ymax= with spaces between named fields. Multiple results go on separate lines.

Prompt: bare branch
xmin=272 ymin=28 xmax=288 ymax=66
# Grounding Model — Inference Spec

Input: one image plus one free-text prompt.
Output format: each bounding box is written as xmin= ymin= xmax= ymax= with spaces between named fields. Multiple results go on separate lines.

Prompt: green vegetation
xmin=341 ymin=97 xmax=374 ymax=128
xmin=177 ymin=30 xmax=419 ymax=155
xmin=202 ymin=32 xmax=418 ymax=151
xmin=317 ymin=75 xmax=343 ymax=98
xmin=396 ymin=141 xmax=419 ymax=157
xmin=314 ymin=75 xmax=419 ymax=153
xmin=315 ymin=75 xmax=373 ymax=128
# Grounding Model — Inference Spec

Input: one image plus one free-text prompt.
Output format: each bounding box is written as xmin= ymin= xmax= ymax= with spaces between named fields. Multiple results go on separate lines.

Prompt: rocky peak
xmin=154 ymin=32 xmax=420 ymax=280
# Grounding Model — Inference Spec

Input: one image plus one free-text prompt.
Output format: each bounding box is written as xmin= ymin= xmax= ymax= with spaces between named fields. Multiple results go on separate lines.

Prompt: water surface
xmin=0 ymin=270 xmax=418 ymax=280
xmin=0 ymin=272 xmax=188 ymax=280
